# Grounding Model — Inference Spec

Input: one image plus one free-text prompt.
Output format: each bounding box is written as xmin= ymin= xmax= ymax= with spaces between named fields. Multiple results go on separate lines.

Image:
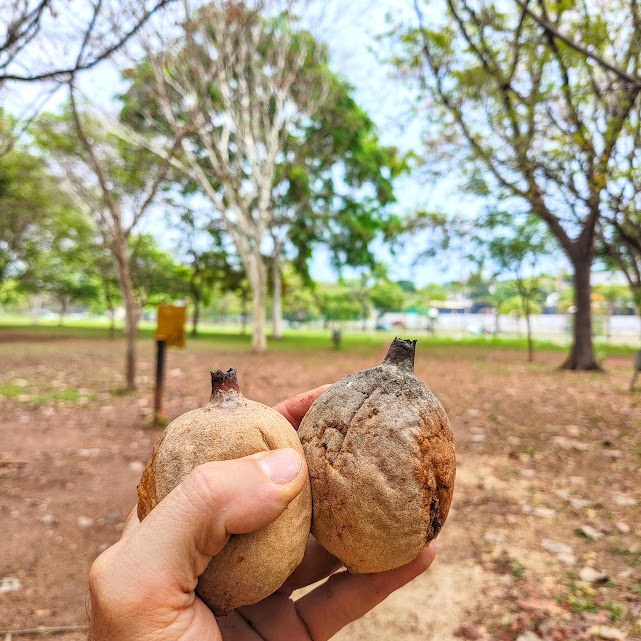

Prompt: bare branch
xmin=512 ymin=0 xmax=641 ymax=87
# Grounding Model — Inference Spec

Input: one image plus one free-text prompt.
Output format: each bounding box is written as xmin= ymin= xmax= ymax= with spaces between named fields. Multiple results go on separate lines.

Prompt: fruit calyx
xmin=382 ymin=337 xmax=417 ymax=371
xmin=209 ymin=368 xmax=242 ymax=404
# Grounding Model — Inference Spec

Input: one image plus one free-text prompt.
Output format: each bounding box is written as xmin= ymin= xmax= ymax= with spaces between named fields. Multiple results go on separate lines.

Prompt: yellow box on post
xmin=156 ymin=304 xmax=187 ymax=347
xmin=154 ymin=305 xmax=186 ymax=424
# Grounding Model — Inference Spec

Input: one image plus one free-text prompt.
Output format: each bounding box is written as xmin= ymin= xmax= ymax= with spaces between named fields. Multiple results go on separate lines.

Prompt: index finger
xmin=273 ymin=384 xmax=331 ymax=429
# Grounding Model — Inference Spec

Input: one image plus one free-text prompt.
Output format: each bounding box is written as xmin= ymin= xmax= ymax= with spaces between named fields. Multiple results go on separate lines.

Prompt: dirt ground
xmin=1 ymin=333 xmax=640 ymax=640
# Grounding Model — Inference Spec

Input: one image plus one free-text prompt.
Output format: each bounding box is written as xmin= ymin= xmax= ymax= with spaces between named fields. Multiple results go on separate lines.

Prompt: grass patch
xmin=611 ymin=547 xmax=641 ymax=566
xmin=0 ymin=380 xmax=28 ymax=398
xmin=567 ymin=594 xmax=600 ymax=614
xmin=0 ymin=316 xmax=638 ymax=357
xmin=0 ymin=379 xmax=97 ymax=406
xmin=29 ymin=388 xmax=97 ymax=406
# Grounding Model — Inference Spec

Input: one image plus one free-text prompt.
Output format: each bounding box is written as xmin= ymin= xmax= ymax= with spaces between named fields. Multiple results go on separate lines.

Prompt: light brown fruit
xmin=137 ymin=368 xmax=311 ymax=615
xmin=298 ymin=338 xmax=455 ymax=573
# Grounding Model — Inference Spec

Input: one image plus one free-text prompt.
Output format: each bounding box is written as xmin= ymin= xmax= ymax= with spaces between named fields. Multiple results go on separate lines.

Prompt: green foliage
xmin=593 ymin=283 xmax=631 ymax=311
xmin=499 ymin=295 xmax=542 ymax=317
xmin=129 ymin=234 xmax=189 ymax=307
xmin=0 ymin=131 xmax=74 ymax=284
xmin=370 ymin=280 xmax=406 ymax=317
xmin=20 ymin=208 xmax=101 ymax=315
xmin=34 ymin=101 xmax=165 ymax=210
xmin=316 ymin=284 xmax=362 ymax=322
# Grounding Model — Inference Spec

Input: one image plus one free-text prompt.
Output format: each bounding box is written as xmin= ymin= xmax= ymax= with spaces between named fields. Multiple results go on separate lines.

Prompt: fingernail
xmin=258 ymin=448 xmax=302 ymax=484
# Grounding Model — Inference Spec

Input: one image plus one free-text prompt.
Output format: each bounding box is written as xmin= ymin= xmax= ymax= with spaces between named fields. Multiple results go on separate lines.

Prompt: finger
xmin=119 ymin=449 xmax=308 ymax=599
xmin=295 ymin=546 xmax=437 ymax=641
xmin=217 ymin=610 xmax=262 ymax=641
xmin=273 ymin=384 xmax=331 ymax=429
xmin=279 ymin=535 xmax=343 ymax=593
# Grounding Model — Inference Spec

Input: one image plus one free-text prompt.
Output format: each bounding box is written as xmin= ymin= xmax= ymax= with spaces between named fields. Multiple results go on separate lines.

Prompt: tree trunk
xmin=109 ymin=312 xmax=115 ymax=340
xmin=562 ymin=259 xmax=600 ymax=370
xmin=241 ymin=295 xmax=248 ymax=335
xmin=495 ymin=309 xmax=500 ymax=335
xmin=59 ymin=298 xmax=67 ymax=326
xmin=112 ymin=237 xmax=138 ymax=390
xmin=245 ymin=257 xmax=267 ymax=351
xmin=525 ymin=308 xmax=533 ymax=362
xmin=192 ymin=293 xmax=200 ymax=337
xmin=252 ymin=281 xmax=267 ymax=351
xmin=271 ymin=257 xmax=283 ymax=339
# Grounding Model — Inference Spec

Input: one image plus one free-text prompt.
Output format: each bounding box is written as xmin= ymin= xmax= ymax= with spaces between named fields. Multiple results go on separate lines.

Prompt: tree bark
xmin=112 ymin=237 xmax=138 ymax=390
xmin=524 ymin=302 xmax=533 ymax=362
xmin=562 ymin=259 xmax=600 ymax=370
xmin=244 ymin=254 xmax=267 ymax=351
xmin=252 ymin=282 xmax=267 ymax=351
xmin=192 ymin=292 xmax=200 ymax=337
xmin=59 ymin=298 xmax=68 ymax=326
xmin=271 ymin=257 xmax=283 ymax=339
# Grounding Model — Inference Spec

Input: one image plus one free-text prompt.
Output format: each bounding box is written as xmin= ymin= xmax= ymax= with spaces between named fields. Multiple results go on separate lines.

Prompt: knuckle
xmin=88 ymin=548 xmax=112 ymax=593
xmin=184 ymin=462 xmax=233 ymax=513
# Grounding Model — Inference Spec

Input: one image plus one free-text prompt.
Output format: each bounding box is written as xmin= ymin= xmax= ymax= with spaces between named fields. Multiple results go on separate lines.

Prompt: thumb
xmin=123 ymin=449 xmax=307 ymax=595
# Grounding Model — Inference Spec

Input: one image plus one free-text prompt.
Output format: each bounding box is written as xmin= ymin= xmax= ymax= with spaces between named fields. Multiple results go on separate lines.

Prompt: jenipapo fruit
xmin=137 ymin=368 xmax=311 ymax=615
xmin=298 ymin=338 xmax=455 ymax=573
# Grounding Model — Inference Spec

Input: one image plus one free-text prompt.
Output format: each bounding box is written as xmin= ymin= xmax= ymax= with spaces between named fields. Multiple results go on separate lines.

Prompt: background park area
xmin=1 ymin=327 xmax=641 ymax=640
xmin=2 ymin=0 xmax=641 ymax=639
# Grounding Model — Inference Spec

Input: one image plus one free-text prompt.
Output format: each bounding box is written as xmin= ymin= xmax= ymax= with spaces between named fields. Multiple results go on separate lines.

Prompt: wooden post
xmin=631 ymin=350 xmax=641 ymax=391
xmin=154 ymin=339 xmax=166 ymax=424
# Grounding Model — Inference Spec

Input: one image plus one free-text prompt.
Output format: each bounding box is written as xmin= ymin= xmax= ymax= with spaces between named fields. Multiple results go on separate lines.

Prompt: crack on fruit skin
xmin=319 ymin=387 xmax=370 ymax=467
xmin=256 ymin=428 xmax=271 ymax=451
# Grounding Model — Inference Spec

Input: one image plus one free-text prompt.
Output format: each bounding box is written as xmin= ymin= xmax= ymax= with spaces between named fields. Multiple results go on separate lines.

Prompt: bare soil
xmin=1 ymin=333 xmax=640 ymax=640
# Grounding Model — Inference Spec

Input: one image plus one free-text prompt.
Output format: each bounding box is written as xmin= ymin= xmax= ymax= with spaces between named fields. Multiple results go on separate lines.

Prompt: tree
xmin=34 ymin=97 xmax=176 ymax=390
xmin=370 ymin=280 xmax=406 ymax=319
xmin=118 ymin=1 xmax=404 ymax=350
xmin=22 ymin=208 xmax=100 ymax=322
xmin=488 ymin=219 xmax=549 ymax=361
xmin=598 ymin=205 xmax=641 ymax=321
xmin=282 ymin=268 xmax=320 ymax=325
xmin=500 ymin=295 xmax=542 ymax=342
xmin=0 ymin=137 xmax=69 ymax=284
xmin=388 ymin=0 xmax=641 ymax=369
xmin=217 ymin=258 xmax=253 ymax=334
xmin=92 ymin=239 xmax=121 ymax=339
xmin=593 ymin=283 xmax=631 ymax=340
xmin=343 ymin=277 xmax=373 ymax=331
xmin=316 ymin=284 xmax=361 ymax=327
xmin=129 ymin=233 xmax=189 ymax=309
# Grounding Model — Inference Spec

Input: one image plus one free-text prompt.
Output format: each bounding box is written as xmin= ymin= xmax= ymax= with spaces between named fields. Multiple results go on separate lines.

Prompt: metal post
xmin=154 ymin=339 xmax=166 ymax=424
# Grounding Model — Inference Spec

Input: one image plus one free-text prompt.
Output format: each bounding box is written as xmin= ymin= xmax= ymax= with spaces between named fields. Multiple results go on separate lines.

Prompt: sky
xmin=3 ymin=0 xmax=569 ymax=286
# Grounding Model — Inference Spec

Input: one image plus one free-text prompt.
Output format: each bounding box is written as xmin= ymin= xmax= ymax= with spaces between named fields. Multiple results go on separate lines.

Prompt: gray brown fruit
xmin=298 ymin=338 xmax=455 ymax=573
xmin=137 ymin=368 xmax=311 ymax=615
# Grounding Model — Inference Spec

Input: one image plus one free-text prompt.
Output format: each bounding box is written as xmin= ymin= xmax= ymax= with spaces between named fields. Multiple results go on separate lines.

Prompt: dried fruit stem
xmin=383 ymin=338 xmax=417 ymax=371
xmin=210 ymin=368 xmax=241 ymax=402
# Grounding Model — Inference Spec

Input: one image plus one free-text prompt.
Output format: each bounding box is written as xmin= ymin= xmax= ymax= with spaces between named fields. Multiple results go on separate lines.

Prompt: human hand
xmin=88 ymin=385 xmax=436 ymax=641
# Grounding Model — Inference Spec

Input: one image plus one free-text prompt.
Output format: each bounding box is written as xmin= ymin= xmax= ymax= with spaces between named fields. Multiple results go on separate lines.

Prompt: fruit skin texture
xmin=137 ymin=369 xmax=311 ymax=615
xmin=298 ymin=338 xmax=455 ymax=573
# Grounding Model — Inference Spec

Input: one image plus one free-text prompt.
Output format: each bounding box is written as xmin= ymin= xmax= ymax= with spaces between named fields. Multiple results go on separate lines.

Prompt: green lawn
xmin=0 ymin=315 xmax=636 ymax=357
